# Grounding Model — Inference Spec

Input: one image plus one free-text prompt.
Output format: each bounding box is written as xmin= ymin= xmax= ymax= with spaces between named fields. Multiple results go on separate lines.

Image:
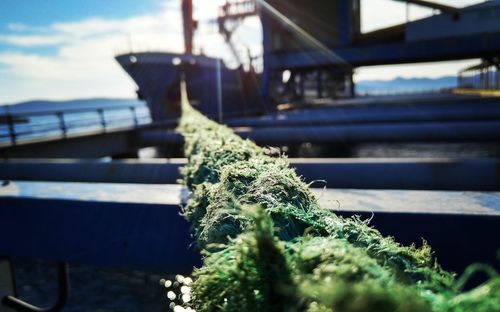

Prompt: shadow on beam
xmin=0 ymin=195 xmax=497 ymax=275
xmin=0 ymin=129 xmax=141 ymax=159
xmin=0 ymin=197 xmax=200 ymax=274
xmin=1 ymin=158 xmax=499 ymax=191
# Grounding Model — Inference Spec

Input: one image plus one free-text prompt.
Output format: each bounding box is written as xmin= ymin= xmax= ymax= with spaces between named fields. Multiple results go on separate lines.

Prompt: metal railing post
xmin=496 ymin=68 xmax=500 ymax=89
xmin=0 ymin=104 xmax=150 ymax=147
xmin=56 ymin=112 xmax=67 ymax=138
xmin=2 ymin=262 xmax=70 ymax=312
xmin=130 ymin=106 xmax=138 ymax=127
xmin=317 ymin=70 xmax=323 ymax=98
xmin=216 ymin=59 xmax=223 ymax=123
xmin=6 ymin=114 xmax=16 ymax=146
xmin=97 ymin=109 xmax=106 ymax=132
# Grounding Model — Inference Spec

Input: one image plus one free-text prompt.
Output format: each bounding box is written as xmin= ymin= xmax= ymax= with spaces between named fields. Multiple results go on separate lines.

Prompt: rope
xmin=176 ymin=81 xmax=499 ymax=312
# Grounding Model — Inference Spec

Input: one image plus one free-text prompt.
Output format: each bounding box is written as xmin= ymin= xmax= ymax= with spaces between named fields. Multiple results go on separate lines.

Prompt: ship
xmin=115 ymin=52 xmax=264 ymax=122
xmin=115 ymin=1 xmax=268 ymax=123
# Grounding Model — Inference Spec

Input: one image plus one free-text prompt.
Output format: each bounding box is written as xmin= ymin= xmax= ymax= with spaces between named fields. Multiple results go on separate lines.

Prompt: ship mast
xmin=217 ymin=0 xmax=258 ymax=66
xmin=181 ymin=0 xmax=197 ymax=54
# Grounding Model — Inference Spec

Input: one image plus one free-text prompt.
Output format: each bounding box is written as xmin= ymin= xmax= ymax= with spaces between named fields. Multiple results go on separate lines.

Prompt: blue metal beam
xmin=0 ymin=129 xmax=142 ymax=159
xmin=225 ymin=96 xmax=500 ymax=128
xmin=291 ymin=158 xmax=500 ymax=191
xmin=0 ymin=159 xmax=184 ymax=184
xmin=0 ymin=197 xmax=200 ymax=273
xmin=1 ymin=158 xmax=499 ymax=191
xmin=140 ymin=120 xmax=500 ymax=147
xmin=0 ymin=183 xmax=498 ymax=274
xmin=236 ymin=120 xmax=500 ymax=143
xmin=267 ymin=33 xmax=500 ymax=69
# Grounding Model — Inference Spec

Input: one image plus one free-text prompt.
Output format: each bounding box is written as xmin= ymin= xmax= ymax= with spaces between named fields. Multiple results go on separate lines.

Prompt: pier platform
xmin=2 ymin=93 xmax=500 ymax=158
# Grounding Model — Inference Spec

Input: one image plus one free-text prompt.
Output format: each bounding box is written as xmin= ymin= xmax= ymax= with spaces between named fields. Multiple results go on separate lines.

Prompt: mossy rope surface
xmin=176 ymin=82 xmax=499 ymax=312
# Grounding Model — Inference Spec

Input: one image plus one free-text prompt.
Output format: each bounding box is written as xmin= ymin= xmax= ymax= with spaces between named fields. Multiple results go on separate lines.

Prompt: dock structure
xmin=2 ymin=93 xmax=500 ymax=158
xmin=1 ymin=92 xmax=500 ymax=279
xmin=2 ymin=96 xmax=500 ymax=310
xmin=2 ymin=71 xmax=500 ymax=312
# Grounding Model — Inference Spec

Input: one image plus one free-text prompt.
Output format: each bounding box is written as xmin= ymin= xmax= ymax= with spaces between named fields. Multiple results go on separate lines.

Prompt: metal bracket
xmin=0 ymin=257 xmax=17 ymax=312
xmin=1 ymin=262 xmax=69 ymax=312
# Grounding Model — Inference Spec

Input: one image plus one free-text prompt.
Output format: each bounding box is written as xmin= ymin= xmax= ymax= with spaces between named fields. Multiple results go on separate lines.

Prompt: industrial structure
xmin=459 ymin=57 xmax=500 ymax=90
xmin=116 ymin=0 xmax=500 ymax=121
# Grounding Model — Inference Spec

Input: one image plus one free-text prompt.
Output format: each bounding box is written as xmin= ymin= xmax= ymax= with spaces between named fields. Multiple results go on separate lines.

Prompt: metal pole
xmin=216 ymin=59 xmax=223 ymax=123
xmin=181 ymin=0 xmax=195 ymax=54
xmin=317 ymin=70 xmax=323 ymax=98
xmin=496 ymin=68 xmax=500 ymax=89
xmin=482 ymin=68 xmax=487 ymax=89
xmin=6 ymin=113 xmax=16 ymax=146
xmin=57 ymin=112 xmax=67 ymax=138
xmin=97 ymin=109 xmax=106 ymax=133
xmin=485 ymin=67 xmax=490 ymax=89
xmin=406 ymin=2 xmax=410 ymax=22
xmin=2 ymin=262 xmax=70 ymax=312
xmin=130 ymin=106 xmax=138 ymax=127
xmin=299 ymin=72 xmax=305 ymax=100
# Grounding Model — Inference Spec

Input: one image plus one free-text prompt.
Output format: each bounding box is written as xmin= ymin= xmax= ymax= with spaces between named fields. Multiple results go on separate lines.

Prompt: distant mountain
xmin=1 ymin=98 xmax=145 ymax=114
xmin=356 ymin=76 xmax=457 ymax=95
xmin=2 ymin=76 xmax=457 ymax=114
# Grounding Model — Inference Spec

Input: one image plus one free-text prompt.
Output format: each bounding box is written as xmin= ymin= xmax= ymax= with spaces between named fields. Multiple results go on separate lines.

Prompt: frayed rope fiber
xmin=177 ymin=83 xmax=499 ymax=312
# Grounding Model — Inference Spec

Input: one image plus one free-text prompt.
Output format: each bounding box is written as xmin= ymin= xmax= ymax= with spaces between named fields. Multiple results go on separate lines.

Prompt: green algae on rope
xmin=177 ymin=82 xmax=500 ymax=312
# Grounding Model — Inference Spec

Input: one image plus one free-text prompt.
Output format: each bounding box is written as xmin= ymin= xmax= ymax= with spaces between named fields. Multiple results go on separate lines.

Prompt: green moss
xmin=445 ymin=278 xmax=500 ymax=312
xmin=177 ymin=91 xmax=499 ymax=312
xmin=190 ymin=205 xmax=299 ymax=312
xmin=301 ymin=278 xmax=432 ymax=312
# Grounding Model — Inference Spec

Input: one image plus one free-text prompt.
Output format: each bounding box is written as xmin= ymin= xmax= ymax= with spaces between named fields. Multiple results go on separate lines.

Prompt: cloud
xmin=0 ymin=3 xmax=187 ymax=103
xmin=193 ymin=0 xmax=226 ymax=20
xmin=6 ymin=23 xmax=30 ymax=32
xmin=0 ymin=0 xmax=263 ymax=104
xmin=0 ymin=34 xmax=66 ymax=47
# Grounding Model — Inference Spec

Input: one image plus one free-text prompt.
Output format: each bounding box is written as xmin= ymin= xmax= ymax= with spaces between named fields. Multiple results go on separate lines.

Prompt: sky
xmin=0 ymin=0 xmax=485 ymax=104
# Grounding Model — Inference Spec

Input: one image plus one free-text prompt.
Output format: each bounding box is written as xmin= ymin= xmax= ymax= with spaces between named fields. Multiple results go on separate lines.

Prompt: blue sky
xmin=0 ymin=0 xmax=170 ymax=56
xmin=0 ymin=0 xmax=482 ymax=104
xmin=0 ymin=0 xmax=163 ymax=27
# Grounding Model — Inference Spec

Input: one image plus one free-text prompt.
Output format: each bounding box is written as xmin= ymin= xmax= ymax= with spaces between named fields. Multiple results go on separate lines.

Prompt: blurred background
xmin=1 ymin=1 xmax=499 ymax=311
xmin=0 ymin=0 xmax=486 ymax=104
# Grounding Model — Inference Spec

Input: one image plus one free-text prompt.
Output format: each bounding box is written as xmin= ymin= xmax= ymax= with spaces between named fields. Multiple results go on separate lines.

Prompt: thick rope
xmin=177 ymin=82 xmax=499 ymax=312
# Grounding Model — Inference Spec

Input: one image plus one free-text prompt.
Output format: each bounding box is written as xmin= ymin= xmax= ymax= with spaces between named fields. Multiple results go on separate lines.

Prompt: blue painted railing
xmin=0 ymin=105 xmax=151 ymax=146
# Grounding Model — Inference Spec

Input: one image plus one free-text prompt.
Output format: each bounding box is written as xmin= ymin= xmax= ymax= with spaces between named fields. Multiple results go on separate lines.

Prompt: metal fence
xmin=458 ymin=61 xmax=500 ymax=90
xmin=0 ymin=105 xmax=151 ymax=146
